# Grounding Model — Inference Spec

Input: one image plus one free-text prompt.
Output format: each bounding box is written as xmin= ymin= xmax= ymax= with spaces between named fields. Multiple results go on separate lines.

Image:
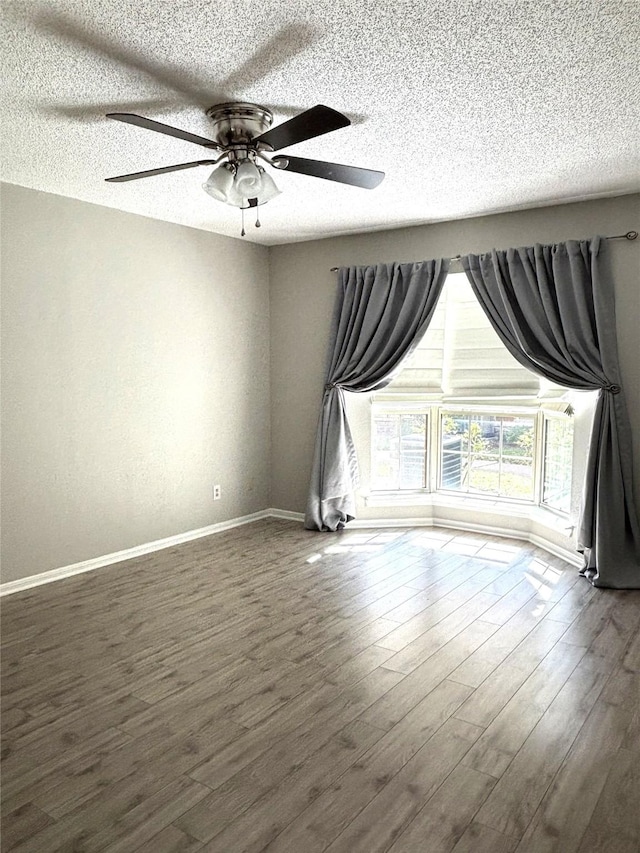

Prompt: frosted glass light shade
xmin=202 ymin=160 xmax=281 ymax=208
xmin=202 ymin=163 xmax=234 ymax=201
xmin=255 ymin=169 xmax=281 ymax=204
xmin=234 ymin=159 xmax=262 ymax=196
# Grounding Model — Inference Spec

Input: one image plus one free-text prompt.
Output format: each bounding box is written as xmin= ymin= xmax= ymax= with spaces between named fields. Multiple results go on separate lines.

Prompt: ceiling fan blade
xmin=107 ymin=113 xmax=220 ymax=149
xmin=254 ymin=105 xmax=350 ymax=151
xmin=105 ymin=160 xmax=216 ymax=182
xmin=271 ymin=155 xmax=385 ymax=189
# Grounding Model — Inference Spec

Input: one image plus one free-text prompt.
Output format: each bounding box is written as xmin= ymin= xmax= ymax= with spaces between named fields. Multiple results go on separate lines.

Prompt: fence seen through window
xmin=440 ymin=412 xmax=535 ymax=499
xmin=371 ymin=406 xmax=574 ymax=512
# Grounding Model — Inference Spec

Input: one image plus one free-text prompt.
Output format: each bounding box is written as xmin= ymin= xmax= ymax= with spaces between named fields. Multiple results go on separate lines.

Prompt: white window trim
xmin=540 ymin=408 xmax=575 ymax=514
xmin=369 ymin=398 xmax=574 ymax=515
xmin=364 ymin=488 xmax=573 ymax=529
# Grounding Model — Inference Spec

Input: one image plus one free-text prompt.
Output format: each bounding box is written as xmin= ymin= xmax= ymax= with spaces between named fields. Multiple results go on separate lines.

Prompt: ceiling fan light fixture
xmin=234 ymin=159 xmax=262 ymax=196
xmin=203 ymin=159 xmax=281 ymax=209
xmin=253 ymin=167 xmax=281 ymax=204
xmin=202 ymin=162 xmax=235 ymax=202
xmin=234 ymin=160 xmax=281 ymax=207
xmin=107 ymin=103 xmax=383 ymax=234
xmin=108 ymin=103 xmax=383 ymax=212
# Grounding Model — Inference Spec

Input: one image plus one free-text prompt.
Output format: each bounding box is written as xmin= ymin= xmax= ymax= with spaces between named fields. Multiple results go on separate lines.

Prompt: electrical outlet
xmin=213 ymin=484 xmax=221 ymax=500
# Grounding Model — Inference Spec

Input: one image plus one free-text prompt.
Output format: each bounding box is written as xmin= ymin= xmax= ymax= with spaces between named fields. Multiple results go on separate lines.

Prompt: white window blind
xmin=386 ymin=272 xmax=543 ymax=399
xmin=387 ymin=297 xmax=446 ymax=392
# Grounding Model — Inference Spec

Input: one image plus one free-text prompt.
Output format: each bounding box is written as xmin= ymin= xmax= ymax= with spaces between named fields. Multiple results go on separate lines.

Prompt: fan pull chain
xmin=255 ymin=203 xmax=261 ymax=229
xmin=241 ymin=206 xmax=245 ymax=237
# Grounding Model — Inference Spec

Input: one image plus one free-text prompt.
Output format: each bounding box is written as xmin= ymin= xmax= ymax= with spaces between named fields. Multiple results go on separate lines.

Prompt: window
xmin=542 ymin=413 xmax=574 ymax=513
xmin=388 ymin=272 xmax=541 ymax=399
xmin=367 ymin=273 xmax=576 ymax=515
xmin=440 ymin=411 xmax=535 ymax=500
xmin=372 ymin=408 xmax=428 ymax=490
xmin=370 ymin=402 xmax=574 ymax=511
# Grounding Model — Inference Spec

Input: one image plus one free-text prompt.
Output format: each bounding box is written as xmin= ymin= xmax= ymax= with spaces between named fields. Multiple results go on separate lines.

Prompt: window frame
xmin=369 ymin=398 xmax=574 ymax=516
xmin=369 ymin=400 xmax=431 ymax=492
xmin=540 ymin=408 xmax=575 ymax=515
xmin=437 ymin=407 xmax=538 ymax=503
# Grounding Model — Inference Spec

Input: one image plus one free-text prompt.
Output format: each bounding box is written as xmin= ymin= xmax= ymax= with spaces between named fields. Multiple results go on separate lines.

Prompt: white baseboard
xmin=266 ymin=508 xmax=305 ymax=522
xmin=346 ymin=514 xmax=582 ymax=568
xmin=527 ymin=533 xmax=583 ymax=568
xmin=0 ymin=510 xmax=272 ymax=597
xmin=0 ymin=506 xmax=581 ymax=597
xmin=266 ymin=507 xmax=581 ymax=568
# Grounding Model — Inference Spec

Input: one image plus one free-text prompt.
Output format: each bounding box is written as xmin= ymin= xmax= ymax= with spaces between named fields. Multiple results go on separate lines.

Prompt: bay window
xmin=368 ymin=273 xmax=576 ymax=515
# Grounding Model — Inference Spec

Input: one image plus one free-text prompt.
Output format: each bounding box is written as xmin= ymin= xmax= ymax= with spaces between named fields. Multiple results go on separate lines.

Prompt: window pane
xmin=468 ymin=461 xmax=500 ymax=494
xmin=442 ymin=437 xmax=465 ymax=489
xmin=442 ymin=414 xmax=469 ymax=450
xmin=499 ymin=457 xmax=534 ymax=500
xmin=441 ymin=412 xmax=468 ymax=491
xmin=502 ymin=418 xmax=535 ymax=458
xmin=478 ymin=414 xmax=500 ymax=454
xmin=372 ymin=412 xmax=427 ymax=490
xmin=440 ymin=411 xmax=534 ymax=500
xmin=543 ymin=417 xmax=574 ymax=513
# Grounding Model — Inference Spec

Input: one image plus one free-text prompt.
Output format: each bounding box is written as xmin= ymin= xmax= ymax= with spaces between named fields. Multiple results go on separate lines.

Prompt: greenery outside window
xmin=440 ymin=411 xmax=535 ymax=500
xmin=370 ymin=402 xmax=574 ymax=513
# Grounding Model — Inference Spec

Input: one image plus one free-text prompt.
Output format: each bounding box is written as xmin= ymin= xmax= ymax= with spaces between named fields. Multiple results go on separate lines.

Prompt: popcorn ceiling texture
xmin=1 ymin=0 xmax=638 ymax=245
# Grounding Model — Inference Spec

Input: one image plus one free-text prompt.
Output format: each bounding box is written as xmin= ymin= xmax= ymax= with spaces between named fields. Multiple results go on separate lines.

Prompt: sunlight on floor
xmin=323 ymin=544 xmax=385 ymax=554
xmin=370 ymin=532 xmax=406 ymax=544
xmin=407 ymin=531 xmax=455 ymax=550
xmin=303 ymin=532 xmax=564 ymax=597
xmin=442 ymin=541 xmax=484 ymax=556
xmin=523 ymin=557 xmax=563 ymax=601
xmin=305 ymin=542 xmax=386 ymax=563
xmin=476 ymin=543 xmax=522 ymax=564
xmin=333 ymin=533 xmax=379 ymax=545
xmin=524 ymin=574 xmax=554 ymax=601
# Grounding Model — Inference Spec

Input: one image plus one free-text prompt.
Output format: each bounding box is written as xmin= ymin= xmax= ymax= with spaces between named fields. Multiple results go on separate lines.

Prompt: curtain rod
xmin=329 ymin=230 xmax=638 ymax=271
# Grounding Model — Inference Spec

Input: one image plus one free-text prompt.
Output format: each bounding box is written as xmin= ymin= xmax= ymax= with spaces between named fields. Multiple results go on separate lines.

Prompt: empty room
xmin=1 ymin=1 xmax=639 ymax=852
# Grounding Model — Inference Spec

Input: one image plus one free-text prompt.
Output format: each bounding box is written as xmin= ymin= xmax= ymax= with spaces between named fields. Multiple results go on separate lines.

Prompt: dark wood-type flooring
xmin=2 ymin=518 xmax=639 ymax=852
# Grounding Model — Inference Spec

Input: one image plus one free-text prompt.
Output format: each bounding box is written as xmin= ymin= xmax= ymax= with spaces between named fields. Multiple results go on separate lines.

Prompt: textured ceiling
xmin=1 ymin=0 xmax=639 ymax=245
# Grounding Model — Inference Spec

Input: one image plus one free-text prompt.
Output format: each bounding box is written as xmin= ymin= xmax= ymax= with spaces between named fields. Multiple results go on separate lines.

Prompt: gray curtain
xmin=305 ymin=259 xmax=450 ymax=531
xmin=463 ymin=237 xmax=640 ymax=588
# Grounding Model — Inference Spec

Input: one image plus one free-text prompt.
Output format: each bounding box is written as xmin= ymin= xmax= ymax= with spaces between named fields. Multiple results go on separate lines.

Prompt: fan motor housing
xmin=206 ymin=102 xmax=273 ymax=147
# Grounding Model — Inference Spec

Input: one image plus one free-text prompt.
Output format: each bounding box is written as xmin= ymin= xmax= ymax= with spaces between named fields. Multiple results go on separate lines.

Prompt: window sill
xmin=364 ymin=490 xmax=573 ymax=534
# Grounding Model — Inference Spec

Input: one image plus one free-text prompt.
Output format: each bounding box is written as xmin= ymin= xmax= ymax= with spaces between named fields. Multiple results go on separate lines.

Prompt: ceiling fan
xmin=105 ymin=102 xmax=385 ymax=234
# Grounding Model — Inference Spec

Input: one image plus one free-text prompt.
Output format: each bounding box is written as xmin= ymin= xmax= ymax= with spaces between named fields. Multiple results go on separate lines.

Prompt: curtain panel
xmin=462 ymin=237 xmax=640 ymax=588
xmin=305 ymin=259 xmax=449 ymax=531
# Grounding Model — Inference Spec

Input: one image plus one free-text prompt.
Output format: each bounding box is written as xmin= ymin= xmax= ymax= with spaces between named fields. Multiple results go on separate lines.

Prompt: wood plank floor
xmin=2 ymin=518 xmax=639 ymax=853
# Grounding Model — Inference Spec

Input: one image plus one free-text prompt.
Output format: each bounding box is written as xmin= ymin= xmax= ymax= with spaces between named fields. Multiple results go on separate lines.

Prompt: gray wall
xmin=3 ymin=186 xmax=638 ymax=584
xmin=269 ymin=194 xmax=640 ymax=514
xmin=1 ymin=184 xmax=271 ymax=583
